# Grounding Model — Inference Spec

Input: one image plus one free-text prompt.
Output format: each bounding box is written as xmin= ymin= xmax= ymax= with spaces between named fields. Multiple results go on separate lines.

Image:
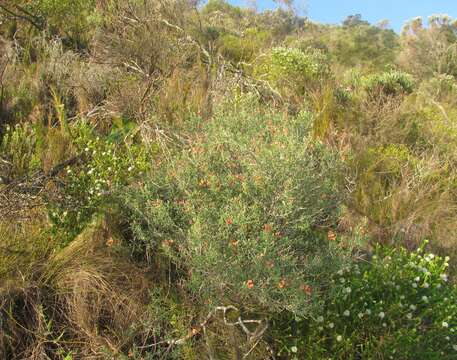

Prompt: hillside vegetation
xmin=1 ymin=1 xmax=457 ymax=359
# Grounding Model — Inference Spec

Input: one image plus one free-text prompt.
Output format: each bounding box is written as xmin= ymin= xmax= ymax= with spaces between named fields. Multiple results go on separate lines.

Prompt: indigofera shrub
xmin=124 ymin=95 xmax=350 ymax=316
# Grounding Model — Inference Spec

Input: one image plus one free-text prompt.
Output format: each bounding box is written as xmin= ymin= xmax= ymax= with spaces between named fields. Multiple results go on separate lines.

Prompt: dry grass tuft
xmin=0 ymin=216 xmax=153 ymax=359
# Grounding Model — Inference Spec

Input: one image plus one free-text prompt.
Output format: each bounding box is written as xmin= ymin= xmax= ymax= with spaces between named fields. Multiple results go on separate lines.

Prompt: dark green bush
xmin=270 ymin=242 xmax=457 ymax=359
xmin=48 ymin=120 xmax=149 ymax=242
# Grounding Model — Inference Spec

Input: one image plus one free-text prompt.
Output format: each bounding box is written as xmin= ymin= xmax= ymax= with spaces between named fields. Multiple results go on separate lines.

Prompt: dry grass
xmin=0 ymin=216 xmax=153 ymax=359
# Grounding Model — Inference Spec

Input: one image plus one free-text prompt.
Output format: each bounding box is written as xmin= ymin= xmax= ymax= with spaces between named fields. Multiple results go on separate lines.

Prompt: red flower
xmin=246 ymin=279 xmax=254 ymax=289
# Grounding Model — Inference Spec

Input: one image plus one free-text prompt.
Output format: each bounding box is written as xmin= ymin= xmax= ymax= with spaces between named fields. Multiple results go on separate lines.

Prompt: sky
xmin=227 ymin=0 xmax=457 ymax=32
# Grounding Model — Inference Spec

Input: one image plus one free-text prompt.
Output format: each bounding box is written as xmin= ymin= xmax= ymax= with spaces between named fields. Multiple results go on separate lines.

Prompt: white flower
xmin=317 ymin=316 xmax=324 ymax=323
xmin=366 ymin=309 xmax=372 ymax=315
xmin=446 ymin=336 xmax=450 ymax=341
xmin=407 ymin=313 xmax=413 ymax=320
xmin=379 ymin=312 xmax=385 ymax=319
xmin=85 ymin=147 xmax=89 ymax=152
xmin=343 ymin=310 xmax=350 ymax=317
xmin=339 ymin=277 xmax=346 ymax=283
xmin=291 ymin=346 xmax=298 ymax=353
xmin=128 ymin=166 xmax=134 ymax=172
xmin=358 ymin=313 xmax=364 ymax=319
xmin=400 ymin=295 xmax=405 ymax=300
xmin=422 ymin=296 xmax=428 ymax=302
xmin=453 ymin=345 xmax=457 ymax=351
xmin=409 ymin=305 xmax=417 ymax=311
xmin=328 ymin=322 xmax=334 ymax=329
xmin=382 ymin=323 xmax=387 ymax=327
xmin=412 ymin=283 xmax=418 ymax=288
xmin=414 ymin=277 xmax=420 ymax=282
xmin=337 ymin=269 xmax=344 ymax=276
xmin=344 ymin=287 xmax=352 ymax=294
xmin=336 ymin=335 xmax=342 ymax=342
xmin=442 ymin=322 xmax=449 ymax=328
xmin=423 ymin=282 xmax=429 ymax=288
xmin=440 ymin=274 xmax=448 ymax=282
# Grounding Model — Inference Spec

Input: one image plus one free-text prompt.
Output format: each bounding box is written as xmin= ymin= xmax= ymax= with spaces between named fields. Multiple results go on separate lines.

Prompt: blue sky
xmin=227 ymin=0 xmax=457 ymax=32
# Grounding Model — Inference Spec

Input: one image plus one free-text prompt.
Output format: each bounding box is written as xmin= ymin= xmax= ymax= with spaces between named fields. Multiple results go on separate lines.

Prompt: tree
xmin=343 ymin=14 xmax=370 ymax=27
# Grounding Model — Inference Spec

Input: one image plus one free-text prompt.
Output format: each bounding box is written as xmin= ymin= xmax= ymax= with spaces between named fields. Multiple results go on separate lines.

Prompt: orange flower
xmin=263 ymin=223 xmax=272 ymax=233
xmin=162 ymin=239 xmax=174 ymax=247
xmin=230 ymin=239 xmax=239 ymax=248
xmin=246 ymin=279 xmax=254 ymax=289
xmin=278 ymin=278 xmax=286 ymax=289
xmin=327 ymin=230 xmax=337 ymax=241
xmin=106 ymin=237 xmax=114 ymax=247
xmin=302 ymin=284 xmax=312 ymax=296
xmin=226 ymin=217 xmax=233 ymax=225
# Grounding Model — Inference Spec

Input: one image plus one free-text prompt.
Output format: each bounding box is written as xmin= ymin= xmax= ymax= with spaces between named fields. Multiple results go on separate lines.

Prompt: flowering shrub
xmin=49 ymin=120 xmax=148 ymax=241
xmin=124 ymin=95 xmax=350 ymax=316
xmin=270 ymin=242 xmax=457 ymax=359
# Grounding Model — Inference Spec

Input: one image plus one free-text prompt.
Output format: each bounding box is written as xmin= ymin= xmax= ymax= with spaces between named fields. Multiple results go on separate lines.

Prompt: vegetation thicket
xmin=1 ymin=1 xmax=456 ymax=359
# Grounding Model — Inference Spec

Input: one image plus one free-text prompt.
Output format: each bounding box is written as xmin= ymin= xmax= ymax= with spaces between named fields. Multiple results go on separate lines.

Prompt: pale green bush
xmin=124 ymin=94 xmax=350 ymax=316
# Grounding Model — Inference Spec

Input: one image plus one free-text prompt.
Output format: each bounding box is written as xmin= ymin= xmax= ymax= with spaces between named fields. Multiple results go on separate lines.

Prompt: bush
xmin=48 ymin=119 xmax=149 ymax=242
xmin=0 ymin=123 xmax=41 ymax=180
xmin=257 ymin=47 xmax=331 ymax=99
xmin=270 ymin=242 xmax=457 ymax=359
xmin=124 ymin=95 xmax=350 ymax=316
xmin=362 ymin=70 xmax=415 ymax=97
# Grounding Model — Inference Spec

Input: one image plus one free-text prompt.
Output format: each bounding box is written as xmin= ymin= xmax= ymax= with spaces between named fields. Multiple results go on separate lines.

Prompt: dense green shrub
xmin=124 ymin=95 xmax=350 ymax=316
xmin=362 ymin=70 xmax=415 ymax=97
xmin=270 ymin=242 xmax=457 ymax=359
xmin=257 ymin=47 xmax=331 ymax=99
xmin=48 ymin=120 xmax=149 ymax=241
